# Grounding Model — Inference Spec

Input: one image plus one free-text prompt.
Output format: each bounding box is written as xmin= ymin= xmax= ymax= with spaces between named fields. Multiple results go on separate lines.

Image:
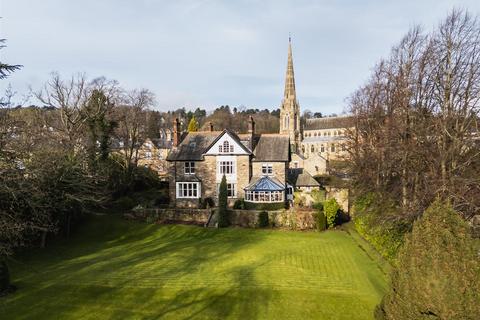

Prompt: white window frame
xmin=176 ymin=182 xmax=201 ymax=199
xmin=184 ymin=161 xmax=195 ymax=175
xmin=217 ymin=183 xmax=237 ymax=198
xmin=245 ymin=190 xmax=284 ymax=203
xmin=145 ymin=151 xmax=152 ymax=159
xmin=219 ymin=161 xmax=235 ymax=175
xmin=261 ymin=163 xmax=273 ymax=175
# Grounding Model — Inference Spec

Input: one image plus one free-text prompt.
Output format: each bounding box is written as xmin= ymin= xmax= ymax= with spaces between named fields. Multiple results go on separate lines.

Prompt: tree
xmin=0 ymin=39 xmax=22 ymax=80
xmin=323 ymin=198 xmax=340 ymax=228
xmin=347 ymin=9 xmax=480 ymax=222
xmin=377 ymin=200 xmax=480 ymax=319
xmin=187 ymin=116 xmax=199 ymax=132
xmin=83 ymin=89 xmax=116 ymax=165
xmin=116 ymin=89 xmax=154 ymax=173
xmin=217 ymin=175 xmax=229 ymax=227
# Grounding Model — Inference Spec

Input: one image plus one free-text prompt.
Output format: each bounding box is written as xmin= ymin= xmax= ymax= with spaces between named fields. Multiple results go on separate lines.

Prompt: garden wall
xmin=131 ymin=208 xmax=317 ymax=230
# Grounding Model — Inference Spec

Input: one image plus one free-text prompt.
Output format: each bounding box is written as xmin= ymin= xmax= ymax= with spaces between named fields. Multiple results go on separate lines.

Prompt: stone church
xmin=279 ymin=38 xmax=353 ymax=177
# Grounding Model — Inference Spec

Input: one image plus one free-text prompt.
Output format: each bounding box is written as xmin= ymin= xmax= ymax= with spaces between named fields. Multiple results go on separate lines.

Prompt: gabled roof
xmin=204 ymin=129 xmax=252 ymax=155
xmin=288 ymin=168 xmax=320 ymax=187
xmin=245 ymin=175 xmax=285 ymax=191
xmin=252 ymin=134 xmax=290 ymax=162
xmin=304 ymin=116 xmax=354 ymax=131
xmin=166 ymin=129 xmax=252 ymax=161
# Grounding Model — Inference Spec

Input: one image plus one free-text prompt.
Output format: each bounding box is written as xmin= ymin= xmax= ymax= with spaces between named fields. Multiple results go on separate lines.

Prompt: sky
xmin=1 ymin=0 xmax=479 ymax=114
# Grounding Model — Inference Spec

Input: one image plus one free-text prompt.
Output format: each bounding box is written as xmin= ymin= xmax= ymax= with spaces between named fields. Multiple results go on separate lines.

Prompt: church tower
xmin=279 ymin=37 xmax=301 ymax=152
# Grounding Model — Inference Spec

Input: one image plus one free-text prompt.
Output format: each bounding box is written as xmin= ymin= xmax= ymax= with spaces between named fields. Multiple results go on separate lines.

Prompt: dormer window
xmin=219 ymin=140 xmax=234 ymax=153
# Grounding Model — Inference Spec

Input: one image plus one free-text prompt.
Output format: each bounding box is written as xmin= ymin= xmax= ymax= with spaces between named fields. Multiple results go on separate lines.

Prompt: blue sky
xmin=1 ymin=0 xmax=479 ymax=114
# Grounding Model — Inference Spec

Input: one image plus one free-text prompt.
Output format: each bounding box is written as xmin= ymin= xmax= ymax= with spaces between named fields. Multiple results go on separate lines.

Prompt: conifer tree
xmin=376 ymin=200 xmax=480 ymax=319
xmin=217 ymin=174 xmax=229 ymax=227
xmin=187 ymin=116 xmax=198 ymax=132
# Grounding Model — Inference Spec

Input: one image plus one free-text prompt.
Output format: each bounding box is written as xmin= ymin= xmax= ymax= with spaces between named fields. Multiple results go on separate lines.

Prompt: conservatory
xmin=244 ymin=176 xmax=285 ymax=203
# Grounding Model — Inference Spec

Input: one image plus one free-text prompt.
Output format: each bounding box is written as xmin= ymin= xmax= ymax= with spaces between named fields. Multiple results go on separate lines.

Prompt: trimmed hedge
xmin=244 ymin=201 xmax=285 ymax=211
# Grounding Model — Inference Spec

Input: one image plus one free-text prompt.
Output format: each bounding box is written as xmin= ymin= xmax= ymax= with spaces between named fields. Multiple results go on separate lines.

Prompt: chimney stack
xmin=209 ymin=122 xmax=214 ymax=132
xmin=248 ymin=116 xmax=255 ymax=135
xmin=173 ymin=118 xmax=181 ymax=147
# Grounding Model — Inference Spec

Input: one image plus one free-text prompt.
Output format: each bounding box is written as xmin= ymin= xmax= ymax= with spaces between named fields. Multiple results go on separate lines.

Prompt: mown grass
xmin=2 ymin=215 xmax=388 ymax=319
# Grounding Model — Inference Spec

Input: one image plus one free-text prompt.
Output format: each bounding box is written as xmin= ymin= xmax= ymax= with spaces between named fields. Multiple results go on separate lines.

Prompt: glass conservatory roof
xmin=244 ymin=176 xmax=285 ymax=192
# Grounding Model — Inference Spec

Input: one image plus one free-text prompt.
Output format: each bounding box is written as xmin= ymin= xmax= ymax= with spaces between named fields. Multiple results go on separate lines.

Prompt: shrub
xmin=244 ymin=202 xmax=284 ymax=211
xmin=378 ymin=200 xmax=480 ymax=319
xmin=233 ymin=199 xmax=245 ymax=209
xmin=257 ymin=211 xmax=269 ymax=228
xmin=114 ymin=196 xmax=136 ymax=211
xmin=353 ymin=193 xmax=406 ymax=263
xmin=311 ymin=189 xmax=326 ymax=203
xmin=0 ymin=261 xmax=10 ymax=294
xmin=323 ymin=198 xmax=340 ymax=228
xmin=217 ymin=175 xmax=229 ymax=227
xmin=313 ymin=203 xmax=326 ymax=231
xmin=154 ymin=193 xmax=170 ymax=206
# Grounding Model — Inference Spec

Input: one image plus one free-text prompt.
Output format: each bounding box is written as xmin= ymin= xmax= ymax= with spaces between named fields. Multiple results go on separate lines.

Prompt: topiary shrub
xmin=378 ymin=200 xmax=480 ymax=319
xmin=323 ymin=198 xmax=340 ymax=228
xmin=257 ymin=211 xmax=269 ymax=228
xmin=217 ymin=175 xmax=229 ymax=227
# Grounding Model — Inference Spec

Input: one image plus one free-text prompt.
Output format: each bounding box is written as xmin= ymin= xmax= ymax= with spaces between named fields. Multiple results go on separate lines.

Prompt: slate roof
xmin=167 ymin=131 xmax=221 ymax=161
xmin=245 ymin=175 xmax=285 ymax=191
xmin=252 ymin=134 xmax=290 ymax=162
xmin=288 ymin=168 xmax=320 ymax=187
xmin=166 ymin=129 xmax=252 ymax=161
xmin=304 ymin=116 xmax=355 ymax=131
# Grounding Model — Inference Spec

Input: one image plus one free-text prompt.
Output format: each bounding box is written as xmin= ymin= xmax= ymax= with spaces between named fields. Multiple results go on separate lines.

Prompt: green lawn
xmin=2 ymin=215 xmax=388 ymax=319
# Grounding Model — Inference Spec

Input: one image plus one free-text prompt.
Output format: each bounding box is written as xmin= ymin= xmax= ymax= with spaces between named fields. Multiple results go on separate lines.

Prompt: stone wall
xmin=325 ymin=186 xmax=349 ymax=212
xmin=251 ymin=161 xmax=287 ymax=183
xmin=134 ymin=208 xmax=317 ymax=230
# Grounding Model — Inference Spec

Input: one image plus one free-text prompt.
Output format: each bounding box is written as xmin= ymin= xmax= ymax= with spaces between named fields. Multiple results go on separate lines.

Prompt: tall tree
xmin=187 ymin=116 xmax=199 ymax=132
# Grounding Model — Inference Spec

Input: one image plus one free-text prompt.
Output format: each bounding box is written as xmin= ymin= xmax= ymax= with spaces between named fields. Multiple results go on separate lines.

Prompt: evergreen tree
xmin=376 ymin=200 xmax=480 ymax=319
xmin=217 ymin=174 xmax=229 ymax=227
xmin=187 ymin=116 xmax=199 ymax=132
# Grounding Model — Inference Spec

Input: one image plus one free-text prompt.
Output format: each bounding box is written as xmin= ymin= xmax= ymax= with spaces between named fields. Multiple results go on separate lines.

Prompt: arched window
xmin=311 ymin=145 xmax=314 ymax=152
xmin=284 ymin=114 xmax=290 ymax=130
xmin=220 ymin=140 xmax=233 ymax=153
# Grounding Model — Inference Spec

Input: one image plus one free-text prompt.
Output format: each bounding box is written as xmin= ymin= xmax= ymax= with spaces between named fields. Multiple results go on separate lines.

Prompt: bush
xmin=0 ymin=261 xmax=10 ymax=293
xmin=113 ymin=196 xmax=136 ymax=211
xmin=353 ymin=193 xmax=406 ymax=263
xmin=233 ymin=199 xmax=245 ymax=209
xmin=379 ymin=200 xmax=480 ymax=319
xmin=154 ymin=193 xmax=170 ymax=206
xmin=244 ymin=201 xmax=284 ymax=211
xmin=257 ymin=211 xmax=269 ymax=228
xmin=323 ymin=198 xmax=340 ymax=228
xmin=313 ymin=203 xmax=327 ymax=231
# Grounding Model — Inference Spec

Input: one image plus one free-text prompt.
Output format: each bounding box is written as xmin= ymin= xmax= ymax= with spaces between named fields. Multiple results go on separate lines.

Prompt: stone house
xmin=167 ymin=118 xmax=291 ymax=208
xmin=137 ymin=138 xmax=172 ymax=179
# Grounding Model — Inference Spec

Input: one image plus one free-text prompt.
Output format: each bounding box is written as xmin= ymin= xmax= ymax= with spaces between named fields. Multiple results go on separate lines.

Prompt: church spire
xmin=284 ymin=36 xmax=296 ymax=99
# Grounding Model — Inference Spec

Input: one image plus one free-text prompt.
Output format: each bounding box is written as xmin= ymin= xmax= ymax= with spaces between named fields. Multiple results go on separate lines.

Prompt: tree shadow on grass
xmin=3 ymin=215 xmax=276 ymax=319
